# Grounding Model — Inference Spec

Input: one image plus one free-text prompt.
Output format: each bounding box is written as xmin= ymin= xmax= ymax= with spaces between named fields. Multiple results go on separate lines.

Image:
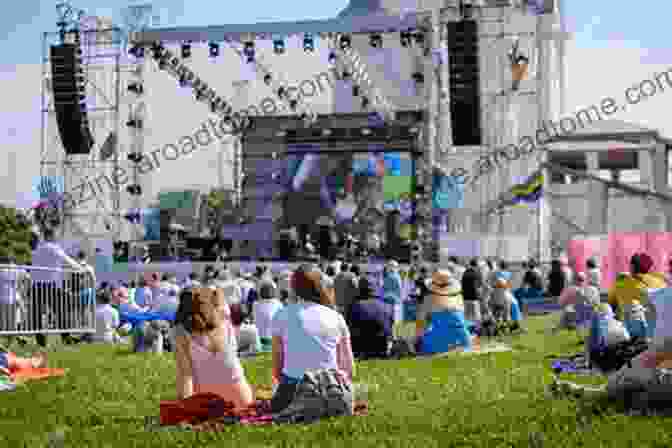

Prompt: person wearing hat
xmin=416 ymin=270 xmax=472 ymax=354
xmin=270 ymin=264 xmax=353 ymax=413
xmin=346 ymin=276 xmax=393 ymax=359
xmin=253 ymin=280 xmax=284 ymax=352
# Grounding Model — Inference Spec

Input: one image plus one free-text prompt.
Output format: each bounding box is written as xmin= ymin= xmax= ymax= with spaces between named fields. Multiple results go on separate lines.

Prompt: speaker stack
xmin=50 ymin=35 xmax=94 ymax=155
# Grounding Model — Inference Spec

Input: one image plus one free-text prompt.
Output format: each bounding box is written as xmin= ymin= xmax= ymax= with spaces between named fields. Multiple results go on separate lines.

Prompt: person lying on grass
xmin=173 ymin=287 xmax=254 ymax=410
xmin=270 ymin=264 xmax=354 ymax=413
xmin=0 ymin=348 xmax=47 ymax=376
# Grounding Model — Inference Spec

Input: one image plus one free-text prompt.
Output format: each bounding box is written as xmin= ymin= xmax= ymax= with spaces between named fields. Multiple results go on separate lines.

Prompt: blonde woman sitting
xmin=173 ymin=287 xmax=254 ymax=409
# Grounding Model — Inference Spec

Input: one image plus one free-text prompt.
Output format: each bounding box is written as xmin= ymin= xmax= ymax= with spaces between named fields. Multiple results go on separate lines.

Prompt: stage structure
xmin=128 ymin=0 xmax=569 ymax=262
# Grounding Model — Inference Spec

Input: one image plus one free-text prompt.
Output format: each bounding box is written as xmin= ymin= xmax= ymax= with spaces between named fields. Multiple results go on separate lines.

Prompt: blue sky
xmin=0 ymin=0 xmax=670 ymax=65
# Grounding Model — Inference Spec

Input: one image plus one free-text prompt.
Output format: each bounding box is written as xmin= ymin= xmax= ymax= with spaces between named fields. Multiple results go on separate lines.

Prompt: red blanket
xmin=160 ymin=388 xmax=369 ymax=429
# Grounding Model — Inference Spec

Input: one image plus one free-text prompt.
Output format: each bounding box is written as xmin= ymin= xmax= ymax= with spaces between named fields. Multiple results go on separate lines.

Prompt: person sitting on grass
xmin=608 ymin=253 xmax=666 ymax=322
xmin=554 ymin=272 xmax=600 ymax=332
xmin=270 ymin=264 xmax=354 ymax=413
xmin=252 ymin=280 xmax=284 ymax=352
xmin=346 ymin=276 xmax=393 ymax=359
xmin=416 ymin=270 xmax=472 ymax=355
xmin=0 ymin=348 xmax=47 ymax=377
xmin=173 ymin=287 xmax=254 ymax=409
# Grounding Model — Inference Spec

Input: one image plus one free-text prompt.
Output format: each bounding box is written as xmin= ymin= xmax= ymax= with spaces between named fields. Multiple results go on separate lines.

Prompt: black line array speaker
xmin=447 ymin=20 xmax=481 ymax=146
xmin=50 ymin=42 xmax=94 ymax=155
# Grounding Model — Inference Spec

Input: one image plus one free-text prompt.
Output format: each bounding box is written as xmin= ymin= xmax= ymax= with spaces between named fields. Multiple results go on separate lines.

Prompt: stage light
xmin=400 ymin=31 xmax=412 ymax=47
xmin=275 ymin=131 xmax=286 ymax=137
xmin=129 ymin=44 xmax=144 ymax=58
xmin=361 ymin=97 xmax=369 ymax=109
xmin=179 ymin=74 xmax=188 ymax=87
xmin=328 ymin=51 xmax=336 ymax=65
xmin=273 ymin=38 xmax=285 ymax=54
xmin=181 ymin=42 xmax=191 ymax=59
xmin=303 ymin=33 xmax=315 ymax=52
xmin=342 ymin=70 xmax=351 ymax=80
xmin=127 ymin=81 xmax=143 ymax=95
xmin=277 ymin=86 xmax=286 ymax=98
xmin=412 ymin=72 xmax=424 ymax=84
xmin=409 ymin=127 xmax=419 ymax=134
xmin=126 ymin=119 xmax=143 ymax=129
xmin=352 ymin=85 xmax=360 ymax=96
xmin=339 ymin=34 xmax=351 ymax=51
xmin=126 ymin=184 xmax=142 ymax=196
xmin=322 ymin=129 xmax=332 ymax=136
xmin=243 ymin=41 xmax=255 ymax=63
xmin=127 ymin=152 xmax=143 ymax=163
xmin=209 ymin=42 xmax=219 ymax=58
xmin=264 ymin=74 xmax=272 ymax=85
xmin=413 ymin=32 xmax=425 ymax=45
xmin=150 ymin=41 xmax=164 ymax=59
xmin=369 ymin=33 xmax=382 ymax=48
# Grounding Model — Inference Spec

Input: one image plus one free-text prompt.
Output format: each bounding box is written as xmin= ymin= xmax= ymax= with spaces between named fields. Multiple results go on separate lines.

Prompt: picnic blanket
xmin=11 ymin=367 xmax=67 ymax=383
xmin=119 ymin=309 xmax=176 ymax=327
xmin=160 ymin=388 xmax=368 ymax=430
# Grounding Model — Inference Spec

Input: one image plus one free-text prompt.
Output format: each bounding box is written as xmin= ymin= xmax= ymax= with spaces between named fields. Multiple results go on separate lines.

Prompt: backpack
xmin=272 ymin=368 xmax=354 ymax=424
xmin=389 ymin=338 xmax=416 ymax=359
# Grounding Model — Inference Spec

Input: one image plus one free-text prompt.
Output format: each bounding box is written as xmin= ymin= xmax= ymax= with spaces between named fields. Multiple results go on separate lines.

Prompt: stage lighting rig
xmin=263 ymin=74 xmax=272 ymax=85
xmin=126 ymin=185 xmax=142 ymax=196
xmin=352 ymin=85 xmax=360 ymax=96
xmin=179 ymin=74 xmax=188 ymax=87
xmin=400 ymin=30 xmax=412 ymax=47
xmin=243 ymin=41 xmax=255 ymax=63
xmin=339 ymin=34 xmax=351 ymax=51
xmin=303 ymin=33 xmax=315 ymax=52
xmin=127 ymin=81 xmax=143 ymax=95
xmin=273 ymin=38 xmax=285 ymax=54
xmin=151 ymin=41 xmax=164 ymax=59
xmin=181 ymin=41 xmax=192 ymax=59
xmin=126 ymin=118 xmax=143 ymax=129
xmin=209 ymin=42 xmax=219 ymax=58
xmin=369 ymin=33 xmax=382 ymax=48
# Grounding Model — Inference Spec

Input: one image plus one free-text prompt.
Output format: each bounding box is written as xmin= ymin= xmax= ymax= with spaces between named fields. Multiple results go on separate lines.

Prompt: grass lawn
xmin=2 ymin=314 xmax=672 ymax=447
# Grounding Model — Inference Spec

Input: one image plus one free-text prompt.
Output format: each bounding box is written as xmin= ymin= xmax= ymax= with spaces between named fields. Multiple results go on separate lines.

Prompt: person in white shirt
xmin=253 ymin=280 xmax=284 ymax=351
xmin=30 ymin=228 xmax=91 ymax=346
xmin=93 ymin=289 xmax=121 ymax=344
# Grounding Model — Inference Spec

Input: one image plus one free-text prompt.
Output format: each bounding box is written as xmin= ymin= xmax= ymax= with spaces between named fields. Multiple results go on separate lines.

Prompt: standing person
xmin=547 ymin=259 xmax=568 ymax=302
xmin=92 ymin=289 xmax=121 ymax=344
xmin=461 ymin=259 xmax=485 ymax=323
xmin=333 ymin=262 xmax=359 ymax=315
xmin=586 ymin=257 xmax=601 ymax=289
xmin=382 ymin=260 xmax=403 ymax=335
xmin=30 ymin=228 xmax=90 ymax=346
xmin=517 ymin=259 xmax=545 ymax=315
xmin=0 ymin=256 xmax=28 ymax=335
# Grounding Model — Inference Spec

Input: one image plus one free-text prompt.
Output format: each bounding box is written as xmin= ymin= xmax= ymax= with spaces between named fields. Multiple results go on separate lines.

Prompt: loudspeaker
xmin=447 ymin=20 xmax=481 ymax=146
xmin=50 ymin=42 xmax=94 ymax=155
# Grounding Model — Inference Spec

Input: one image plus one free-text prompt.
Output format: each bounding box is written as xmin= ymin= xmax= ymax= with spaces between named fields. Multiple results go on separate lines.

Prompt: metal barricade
xmin=0 ymin=264 xmax=96 ymax=335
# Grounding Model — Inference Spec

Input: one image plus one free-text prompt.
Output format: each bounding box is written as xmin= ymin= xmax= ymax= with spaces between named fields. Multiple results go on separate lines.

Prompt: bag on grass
xmin=389 ymin=338 xmax=416 ymax=359
xmin=272 ymin=368 xmax=353 ymax=424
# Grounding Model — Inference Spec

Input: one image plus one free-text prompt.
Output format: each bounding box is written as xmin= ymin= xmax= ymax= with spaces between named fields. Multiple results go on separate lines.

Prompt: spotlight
xmin=369 ymin=33 xmax=382 ymax=48
xmin=150 ymin=41 xmax=164 ymax=59
xmin=303 ymin=33 xmax=315 ymax=52
xmin=352 ymin=85 xmax=360 ymax=96
xmin=412 ymin=72 xmax=424 ymax=84
xmin=181 ymin=42 xmax=192 ymax=59
xmin=342 ymin=70 xmax=351 ymax=80
xmin=263 ymin=74 xmax=272 ymax=85
xmin=126 ymin=119 xmax=143 ymax=129
xmin=328 ymin=51 xmax=336 ymax=65
xmin=126 ymin=184 xmax=142 ymax=195
xmin=361 ymin=97 xmax=369 ymax=109
xmin=179 ymin=74 xmax=188 ymax=87
xmin=243 ymin=41 xmax=255 ymax=63
xmin=127 ymin=81 xmax=143 ymax=95
xmin=273 ymin=38 xmax=285 ymax=54
xmin=129 ymin=44 xmax=144 ymax=58
xmin=277 ymin=86 xmax=286 ymax=98
xmin=339 ymin=34 xmax=351 ymax=51
xmin=413 ymin=32 xmax=425 ymax=45
xmin=400 ymin=31 xmax=412 ymax=47
xmin=209 ymin=42 xmax=219 ymax=58
xmin=127 ymin=152 xmax=143 ymax=163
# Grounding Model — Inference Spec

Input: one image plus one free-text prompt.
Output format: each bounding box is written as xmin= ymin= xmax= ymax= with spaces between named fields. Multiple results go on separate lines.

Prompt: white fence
xmin=0 ymin=265 xmax=96 ymax=335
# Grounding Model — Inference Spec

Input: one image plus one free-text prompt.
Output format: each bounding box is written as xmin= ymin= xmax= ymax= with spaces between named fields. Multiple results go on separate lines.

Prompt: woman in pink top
xmin=173 ymin=287 xmax=254 ymax=409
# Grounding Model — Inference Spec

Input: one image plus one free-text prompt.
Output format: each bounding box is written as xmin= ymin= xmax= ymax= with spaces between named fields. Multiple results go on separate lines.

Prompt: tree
xmin=0 ymin=206 xmax=33 ymax=264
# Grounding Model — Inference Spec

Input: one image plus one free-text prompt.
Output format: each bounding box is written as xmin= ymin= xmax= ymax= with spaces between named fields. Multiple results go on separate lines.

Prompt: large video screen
xmin=280 ymin=150 xmax=416 ymax=241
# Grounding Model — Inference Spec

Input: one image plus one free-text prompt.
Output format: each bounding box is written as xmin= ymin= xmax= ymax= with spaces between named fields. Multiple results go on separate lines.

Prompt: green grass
xmin=2 ymin=315 xmax=672 ymax=447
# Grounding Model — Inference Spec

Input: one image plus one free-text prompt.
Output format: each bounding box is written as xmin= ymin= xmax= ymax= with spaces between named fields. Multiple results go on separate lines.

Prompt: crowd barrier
xmin=0 ymin=264 xmax=96 ymax=335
